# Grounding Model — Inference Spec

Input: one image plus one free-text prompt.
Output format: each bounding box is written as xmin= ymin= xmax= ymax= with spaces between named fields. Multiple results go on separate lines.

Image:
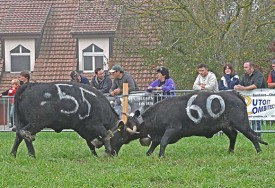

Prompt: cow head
xmin=110 ymin=110 xmax=151 ymax=155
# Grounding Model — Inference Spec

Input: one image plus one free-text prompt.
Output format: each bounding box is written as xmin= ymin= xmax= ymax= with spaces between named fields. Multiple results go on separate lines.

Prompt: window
xmin=10 ymin=45 xmax=30 ymax=72
xmin=83 ymin=44 xmax=104 ymax=71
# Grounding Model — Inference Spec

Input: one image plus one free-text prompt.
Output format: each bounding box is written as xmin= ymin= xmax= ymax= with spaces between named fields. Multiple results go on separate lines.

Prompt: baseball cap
xmin=109 ymin=65 xmax=124 ymax=73
xmin=70 ymin=70 xmax=79 ymax=79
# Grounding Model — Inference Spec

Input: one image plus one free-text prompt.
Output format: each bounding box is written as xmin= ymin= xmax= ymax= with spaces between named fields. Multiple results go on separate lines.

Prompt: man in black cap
xmin=109 ymin=65 xmax=139 ymax=96
xmin=70 ymin=70 xmax=89 ymax=84
xmin=267 ymin=59 xmax=275 ymax=88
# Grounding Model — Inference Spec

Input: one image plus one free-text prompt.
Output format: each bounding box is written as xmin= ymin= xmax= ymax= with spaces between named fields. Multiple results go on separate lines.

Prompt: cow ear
xmin=134 ymin=110 xmax=140 ymax=118
xmin=116 ymin=120 xmax=125 ymax=131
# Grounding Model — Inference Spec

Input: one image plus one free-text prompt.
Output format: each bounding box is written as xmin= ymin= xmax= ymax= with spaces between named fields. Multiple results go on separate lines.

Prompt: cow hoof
xmin=10 ymin=152 xmax=16 ymax=158
xmin=91 ymin=138 xmax=103 ymax=148
xmin=111 ymin=150 xmax=118 ymax=157
xmin=256 ymin=148 xmax=262 ymax=153
xmin=228 ymin=148 xmax=234 ymax=153
xmin=146 ymin=151 xmax=153 ymax=156
xmin=28 ymin=154 xmax=36 ymax=158
xmin=159 ymin=155 xmax=165 ymax=159
xmin=91 ymin=151 xmax=98 ymax=157
xmin=105 ymin=150 xmax=113 ymax=157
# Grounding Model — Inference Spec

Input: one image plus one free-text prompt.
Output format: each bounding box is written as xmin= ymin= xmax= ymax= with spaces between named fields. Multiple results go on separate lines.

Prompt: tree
xmin=109 ymin=0 xmax=275 ymax=89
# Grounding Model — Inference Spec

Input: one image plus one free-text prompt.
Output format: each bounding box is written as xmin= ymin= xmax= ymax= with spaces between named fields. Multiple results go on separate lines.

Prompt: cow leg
xmin=24 ymin=139 xmax=35 ymax=157
xmin=231 ymin=121 xmax=267 ymax=153
xmin=10 ymin=132 xmax=23 ymax=157
xmin=18 ymin=123 xmax=38 ymax=142
xmin=92 ymin=126 xmax=113 ymax=155
xmin=86 ymin=140 xmax=98 ymax=157
xmin=159 ymin=127 xmax=181 ymax=158
xmin=11 ymin=131 xmax=36 ymax=157
xmin=222 ymin=127 xmax=238 ymax=153
xmin=146 ymin=141 xmax=159 ymax=156
xmin=240 ymin=128 xmax=266 ymax=153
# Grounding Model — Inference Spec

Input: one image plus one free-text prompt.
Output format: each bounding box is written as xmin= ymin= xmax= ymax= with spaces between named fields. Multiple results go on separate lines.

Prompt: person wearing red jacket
xmin=0 ymin=79 xmax=20 ymax=129
xmin=267 ymin=59 xmax=275 ymax=88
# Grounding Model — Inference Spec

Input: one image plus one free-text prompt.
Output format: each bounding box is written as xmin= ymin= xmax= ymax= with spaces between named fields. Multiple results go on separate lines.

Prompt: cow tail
xmin=235 ymin=90 xmax=246 ymax=106
xmin=14 ymin=84 xmax=29 ymax=127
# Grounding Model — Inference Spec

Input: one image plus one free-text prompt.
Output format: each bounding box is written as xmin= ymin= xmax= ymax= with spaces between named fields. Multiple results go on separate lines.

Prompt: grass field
xmin=0 ymin=132 xmax=274 ymax=188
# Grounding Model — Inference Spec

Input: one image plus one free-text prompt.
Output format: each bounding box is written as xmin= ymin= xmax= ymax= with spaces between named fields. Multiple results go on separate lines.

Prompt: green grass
xmin=0 ymin=132 xmax=274 ymax=188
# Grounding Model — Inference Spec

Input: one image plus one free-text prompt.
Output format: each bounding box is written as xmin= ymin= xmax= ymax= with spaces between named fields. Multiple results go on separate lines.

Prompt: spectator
xmin=109 ymin=65 xmax=139 ymax=96
xmin=147 ymin=66 xmax=176 ymax=102
xmin=234 ymin=61 xmax=266 ymax=137
xmin=70 ymin=70 xmax=89 ymax=84
xmin=219 ymin=63 xmax=240 ymax=90
xmin=193 ymin=63 xmax=219 ymax=92
xmin=267 ymin=59 xmax=275 ymax=88
xmin=0 ymin=79 xmax=20 ymax=129
xmin=90 ymin=68 xmax=112 ymax=94
xmin=19 ymin=70 xmax=30 ymax=85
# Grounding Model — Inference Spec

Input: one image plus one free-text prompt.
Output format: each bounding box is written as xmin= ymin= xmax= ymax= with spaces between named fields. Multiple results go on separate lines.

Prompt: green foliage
xmin=0 ymin=132 xmax=274 ymax=187
xmin=110 ymin=0 xmax=275 ymax=89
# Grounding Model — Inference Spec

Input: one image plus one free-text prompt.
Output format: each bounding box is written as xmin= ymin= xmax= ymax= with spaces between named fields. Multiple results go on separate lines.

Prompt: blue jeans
xmin=251 ymin=120 xmax=261 ymax=138
xmin=9 ymin=104 xmax=14 ymax=127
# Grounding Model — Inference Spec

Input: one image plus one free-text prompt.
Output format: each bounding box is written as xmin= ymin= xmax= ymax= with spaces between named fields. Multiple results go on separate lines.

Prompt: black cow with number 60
xmin=11 ymin=82 xmax=124 ymax=157
xmin=112 ymin=90 xmax=268 ymax=158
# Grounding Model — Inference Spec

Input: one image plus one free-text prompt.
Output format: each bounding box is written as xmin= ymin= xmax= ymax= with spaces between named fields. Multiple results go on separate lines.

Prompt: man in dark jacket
xmin=109 ymin=65 xmax=139 ymax=96
xmin=234 ymin=61 xmax=266 ymax=138
xmin=90 ymin=68 xmax=112 ymax=94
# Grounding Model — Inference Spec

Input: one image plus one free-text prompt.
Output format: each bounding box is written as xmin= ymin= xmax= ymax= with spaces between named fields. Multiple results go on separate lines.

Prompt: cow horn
xmin=126 ymin=125 xmax=137 ymax=134
xmin=115 ymin=120 xmax=124 ymax=127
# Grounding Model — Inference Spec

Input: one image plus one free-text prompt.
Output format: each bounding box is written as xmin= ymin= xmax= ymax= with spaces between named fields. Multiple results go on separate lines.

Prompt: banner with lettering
xmin=239 ymin=89 xmax=275 ymax=120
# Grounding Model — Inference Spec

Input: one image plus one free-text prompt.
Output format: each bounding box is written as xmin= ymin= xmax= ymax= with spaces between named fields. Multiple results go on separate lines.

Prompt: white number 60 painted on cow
xmin=186 ymin=94 xmax=225 ymax=124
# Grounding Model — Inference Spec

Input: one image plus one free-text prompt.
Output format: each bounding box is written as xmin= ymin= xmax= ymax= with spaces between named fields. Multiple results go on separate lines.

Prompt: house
xmin=0 ymin=0 xmax=158 ymax=93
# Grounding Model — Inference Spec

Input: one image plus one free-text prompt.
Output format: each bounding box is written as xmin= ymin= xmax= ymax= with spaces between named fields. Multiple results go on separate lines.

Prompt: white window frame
xmin=78 ymin=38 xmax=110 ymax=72
xmin=4 ymin=39 xmax=35 ymax=72
xmin=10 ymin=45 xmax=31 ymax=72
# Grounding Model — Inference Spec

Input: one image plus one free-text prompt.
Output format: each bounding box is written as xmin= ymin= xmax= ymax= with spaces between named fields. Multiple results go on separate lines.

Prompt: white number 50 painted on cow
xmin=41 ymin=84 xmax=97 ymax=120
xmin=186 ymin=94 xmax=225 ymax=124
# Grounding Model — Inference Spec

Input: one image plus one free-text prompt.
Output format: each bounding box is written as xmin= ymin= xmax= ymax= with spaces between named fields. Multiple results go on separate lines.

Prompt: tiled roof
xmin=0 ymin=0 xmax=160 ymax=93
xmin=109 ymin=12 xmax=161 ymax=90
xmin=0 ymin=2 xmax=51 ymax=36
xmin=71 ymin=0 xmax=121 ymax=34
xmin=31 ymin=1 xmax=79 ymax=83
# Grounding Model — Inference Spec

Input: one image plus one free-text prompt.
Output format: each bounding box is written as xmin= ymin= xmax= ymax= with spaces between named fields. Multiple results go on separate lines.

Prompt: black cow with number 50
xmin=11 ymin=82 xmax=124 ymax=157
xmin=112 ymin=90 xmax=268 ymax=158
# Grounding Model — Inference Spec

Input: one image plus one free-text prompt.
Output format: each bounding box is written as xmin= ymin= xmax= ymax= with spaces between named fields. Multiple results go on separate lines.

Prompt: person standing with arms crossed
xmin=193 ymin=63 xmax=219 ymax=92
xmin=234 ymin=61 xmax=266 ymax=137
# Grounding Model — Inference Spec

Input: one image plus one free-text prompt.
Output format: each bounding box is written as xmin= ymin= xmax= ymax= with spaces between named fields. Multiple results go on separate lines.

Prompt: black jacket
xmin=90 ymin=75 xmax=112 ymax=94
